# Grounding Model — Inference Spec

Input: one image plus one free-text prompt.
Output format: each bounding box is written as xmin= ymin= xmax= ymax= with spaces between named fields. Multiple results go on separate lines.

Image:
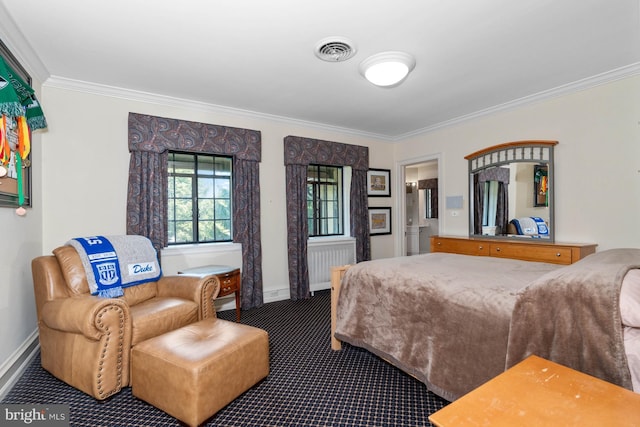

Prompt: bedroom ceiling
xmin=1 ymin=0 xmax=639 ymax=140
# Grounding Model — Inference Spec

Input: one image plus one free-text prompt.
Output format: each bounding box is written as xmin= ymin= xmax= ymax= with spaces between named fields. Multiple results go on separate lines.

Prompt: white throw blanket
xmin=67 ymin=235 xmax=162 ymax=298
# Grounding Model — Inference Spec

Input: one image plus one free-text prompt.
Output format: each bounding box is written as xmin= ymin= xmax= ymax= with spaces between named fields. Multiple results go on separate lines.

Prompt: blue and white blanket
xmin=67 ymin=235 xmax=162 ymax=298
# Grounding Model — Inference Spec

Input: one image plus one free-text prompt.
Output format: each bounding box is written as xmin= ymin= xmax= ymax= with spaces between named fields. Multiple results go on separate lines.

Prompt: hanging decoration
xmin=0 ymin=55 xmax=47 ymax=213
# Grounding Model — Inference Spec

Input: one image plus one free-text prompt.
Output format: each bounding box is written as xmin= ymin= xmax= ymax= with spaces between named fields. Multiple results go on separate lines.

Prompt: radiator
xmin=308 ymin=239 xmax=356 ymax=293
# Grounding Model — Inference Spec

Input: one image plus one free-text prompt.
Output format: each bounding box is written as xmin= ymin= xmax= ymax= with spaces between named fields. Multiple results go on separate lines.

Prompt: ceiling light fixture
xmin=359 ymin=51 xmax=415 ymax=87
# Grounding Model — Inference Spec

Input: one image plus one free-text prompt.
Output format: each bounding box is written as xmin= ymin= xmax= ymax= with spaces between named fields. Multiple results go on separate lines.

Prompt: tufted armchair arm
xmin=32 ymin=256 xmax=133 ymax=399
xmin=156 ymin=274 xmax=220 ymax=320
xmin=40 ymin=295 xmax=130 ymax=340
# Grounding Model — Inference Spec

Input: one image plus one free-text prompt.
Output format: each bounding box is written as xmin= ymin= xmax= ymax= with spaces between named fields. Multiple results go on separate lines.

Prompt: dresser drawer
xmin=218 ymin=271 xmax=240 ymax=297
xmin=490 ymin=243 xmax=573 ymax=264
xmin=430 ymin=236 xmax=596 ymax=265
xmin=432 ymin=237 xmax=490 ymax=256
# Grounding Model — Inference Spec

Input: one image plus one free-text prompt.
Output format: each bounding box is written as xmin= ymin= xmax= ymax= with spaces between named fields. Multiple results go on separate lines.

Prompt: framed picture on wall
xmin=368 ymin=207 xmax=391 ymax=235
xmin=533 ymin=164 xmax=549 ymax=207
xmin=0 ymin=39 xmax=33 ymax=208
xmin=367 ymin=168 xmax=391 ymax=197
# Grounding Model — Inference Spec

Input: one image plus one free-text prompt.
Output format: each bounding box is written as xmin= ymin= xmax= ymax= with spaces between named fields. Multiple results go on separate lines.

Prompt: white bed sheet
xmin=624 ymin=326 xmax=640 ymax=392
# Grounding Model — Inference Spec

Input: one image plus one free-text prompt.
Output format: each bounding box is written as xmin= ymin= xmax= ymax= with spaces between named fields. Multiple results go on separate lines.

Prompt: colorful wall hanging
xmin=0 ymin=40 xmax=47 ymax=212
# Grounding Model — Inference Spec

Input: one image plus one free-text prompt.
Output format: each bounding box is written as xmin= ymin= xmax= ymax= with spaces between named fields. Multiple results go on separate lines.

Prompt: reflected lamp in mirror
xmin=465 ymin=141 xmax=557 ymax=242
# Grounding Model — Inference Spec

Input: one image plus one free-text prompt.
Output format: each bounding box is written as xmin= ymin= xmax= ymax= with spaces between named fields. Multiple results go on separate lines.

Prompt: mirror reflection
xmin=466 ymin=141 xmax=557 ymax=242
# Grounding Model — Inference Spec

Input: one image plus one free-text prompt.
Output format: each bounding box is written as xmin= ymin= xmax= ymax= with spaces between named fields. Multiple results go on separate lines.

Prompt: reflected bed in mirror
xmin=466 ymin=140 xmax=557 ymax=242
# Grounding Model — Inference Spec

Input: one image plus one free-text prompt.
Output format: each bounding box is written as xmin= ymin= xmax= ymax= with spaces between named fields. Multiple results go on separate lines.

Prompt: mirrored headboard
xmin=466 ymin=140 xmax=557 ymax=242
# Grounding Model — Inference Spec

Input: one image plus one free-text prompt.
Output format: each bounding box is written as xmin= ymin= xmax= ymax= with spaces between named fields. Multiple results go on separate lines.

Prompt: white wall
xmin=0 ymin=132 xmax=42 ymax=380
xmin=2 ymin=50 xmax=639 ymax=391
xmin=394 ymin=74 xmax=640 ymax=250
xmin=0 ymin=78 xmax=43 ymax=389
xmin=39 ymin=84 xmax=396 ymax=304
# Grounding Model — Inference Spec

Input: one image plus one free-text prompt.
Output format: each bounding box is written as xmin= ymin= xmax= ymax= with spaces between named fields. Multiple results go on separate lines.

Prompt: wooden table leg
xmin=234 ymin=288 xmax=241 ymax=322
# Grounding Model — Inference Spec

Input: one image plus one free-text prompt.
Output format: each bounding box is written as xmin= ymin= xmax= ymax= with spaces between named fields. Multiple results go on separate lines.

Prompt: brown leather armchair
xmin=31 ymin=244 xmax=220 ymax=400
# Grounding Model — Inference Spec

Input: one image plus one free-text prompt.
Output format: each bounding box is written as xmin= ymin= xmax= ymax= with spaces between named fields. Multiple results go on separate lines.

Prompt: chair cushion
xmin=53 ymin=245 xmax=160 ymax=303
xmin=53 ymin=246 xmax=90 ymax=295
xmin=123 ymin=282 xmax=158 ymax=306
xmin=130 ymin=297 xmax=199 ymax=346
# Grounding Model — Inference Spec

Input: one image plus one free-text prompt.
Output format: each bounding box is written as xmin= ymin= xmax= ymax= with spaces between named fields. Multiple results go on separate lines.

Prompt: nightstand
xmin=178 ymin=265 xmax=241 ymax=322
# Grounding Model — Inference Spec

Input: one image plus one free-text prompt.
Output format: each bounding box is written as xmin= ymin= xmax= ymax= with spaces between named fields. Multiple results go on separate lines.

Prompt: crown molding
xmin=44 ymin=62 xmax=640 ymax=144
xmin=395 ymin=62 xmax=640 ymax=142
xmin=43 ymin=76 xmax=392 ymax=142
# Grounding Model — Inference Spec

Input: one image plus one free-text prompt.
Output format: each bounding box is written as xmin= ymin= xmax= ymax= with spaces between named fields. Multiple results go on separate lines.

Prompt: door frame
xmin=395 ymin=153 xmax=442 ymax=257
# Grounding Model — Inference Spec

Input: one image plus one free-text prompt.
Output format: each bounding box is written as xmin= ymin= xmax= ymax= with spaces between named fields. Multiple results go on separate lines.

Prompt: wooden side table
xmin=178 ymin=265 xmax=241 ymax=322
xmin=429 ymin=355 xmax=640 ymax=426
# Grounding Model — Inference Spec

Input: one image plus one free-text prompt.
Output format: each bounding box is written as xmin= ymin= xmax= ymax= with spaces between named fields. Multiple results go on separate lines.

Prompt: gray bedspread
xmin=334 ymin=249 xmax=640 ymax=401
xmin=334 ymin=252 xmax=561 ymax=401
xmin=506 ymin=248 xmax=639 ymax=391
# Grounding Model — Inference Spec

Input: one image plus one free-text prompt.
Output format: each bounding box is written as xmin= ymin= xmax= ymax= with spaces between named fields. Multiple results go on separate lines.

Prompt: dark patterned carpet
xmin=2 ymin=290 xmax=448 ymax=426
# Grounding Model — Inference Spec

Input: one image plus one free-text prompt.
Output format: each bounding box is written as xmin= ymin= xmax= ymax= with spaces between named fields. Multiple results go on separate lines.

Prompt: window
xmin=307 ymin=164 xmax=343 ymax=237
xmin=167 ymin=152 xmax=232 ymax=244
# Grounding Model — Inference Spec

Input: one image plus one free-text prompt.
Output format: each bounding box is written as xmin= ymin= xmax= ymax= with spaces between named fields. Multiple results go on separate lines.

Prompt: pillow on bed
xmin=621 ymin=269 xmax=640 ymax=327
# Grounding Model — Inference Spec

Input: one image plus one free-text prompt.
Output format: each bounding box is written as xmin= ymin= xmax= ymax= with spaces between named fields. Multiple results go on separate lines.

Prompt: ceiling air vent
xmin=315 ymin=37 xmax=356 ymax=62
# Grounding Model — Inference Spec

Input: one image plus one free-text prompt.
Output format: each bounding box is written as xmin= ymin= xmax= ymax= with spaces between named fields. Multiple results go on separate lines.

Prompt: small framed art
xmin=533 ymin=164 xmax=549 ymax=207
xmin=368 ymin=207 xmax=391 ymax=235
xmin=367 ymin=168 xmax=391 ymax=197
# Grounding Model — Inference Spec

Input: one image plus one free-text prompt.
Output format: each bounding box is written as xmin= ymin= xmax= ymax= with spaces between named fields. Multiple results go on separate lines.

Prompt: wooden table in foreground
xmin=429 ymin=355 xmax=640 ymax=427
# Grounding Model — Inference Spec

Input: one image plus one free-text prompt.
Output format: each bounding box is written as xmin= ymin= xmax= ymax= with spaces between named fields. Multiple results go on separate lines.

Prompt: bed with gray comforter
xmin=333 ymin=249 xmax=640 ymax=401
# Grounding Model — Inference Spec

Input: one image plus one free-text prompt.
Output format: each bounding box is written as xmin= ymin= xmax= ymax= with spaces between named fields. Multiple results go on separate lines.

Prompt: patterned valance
xmin=284 ymin=135 xmax=368 ymax=171
xmin=475 ymin=167 xmax=510 ymax=184
xmin=418 ymin=178 xmax=438 ymax=190
xmin=128 ymin=113 xmax=261 ymax=161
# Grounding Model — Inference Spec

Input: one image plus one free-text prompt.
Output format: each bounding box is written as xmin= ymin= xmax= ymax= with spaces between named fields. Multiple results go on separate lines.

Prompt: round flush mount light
xmin=359 ymin=51 xmax=416 ymax=87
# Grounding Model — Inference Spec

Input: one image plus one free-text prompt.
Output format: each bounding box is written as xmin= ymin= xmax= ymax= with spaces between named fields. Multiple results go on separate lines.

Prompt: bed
xmin=331 ymin=248 xmax=640 ymax=401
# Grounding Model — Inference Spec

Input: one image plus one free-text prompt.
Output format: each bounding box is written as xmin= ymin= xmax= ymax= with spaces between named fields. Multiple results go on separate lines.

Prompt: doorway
xmin=396 ymin=155 xmax=441 ymax=256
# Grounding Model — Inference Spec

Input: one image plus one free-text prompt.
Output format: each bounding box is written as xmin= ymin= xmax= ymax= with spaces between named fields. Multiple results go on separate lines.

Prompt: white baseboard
xmin=216 ymin=283 xmax=328 ymax=313
xmin=215 ymin=285 xmax=291 ymax=313
xmin=0 ymin=330 xmax=40 ymax=400
xmin=310 ymin=281 xmax=330 ymax=295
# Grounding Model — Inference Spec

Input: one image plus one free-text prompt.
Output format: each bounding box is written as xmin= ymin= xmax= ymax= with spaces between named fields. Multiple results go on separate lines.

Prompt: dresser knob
xmin=478 ymin=245 xmax=483 ymax=250
xmin=496 ymin=247 xmax=501 ymax=252
xmin=556 ymin=252 xmax=561 ymax=257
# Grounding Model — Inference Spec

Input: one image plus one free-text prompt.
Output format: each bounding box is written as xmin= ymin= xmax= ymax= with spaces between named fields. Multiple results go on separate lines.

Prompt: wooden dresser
xmin=430 ymin=236 xmax=596 ymax=265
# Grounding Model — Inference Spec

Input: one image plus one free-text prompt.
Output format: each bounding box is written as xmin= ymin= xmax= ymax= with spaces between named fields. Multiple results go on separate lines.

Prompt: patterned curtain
xmin=473 ymin=168 xmax=510 ymax=235
xmin=127 ymin=113 xmax=264 ymax=309
xmin=350 ymin=169 xmax=370 ymax=258
xmin=283 ymin=135 xmax=369 ymax=300
xmin=232 ymin=158 xmax=263 ymax=308
xmin=496 ymin=182 xmax=509 ymax=234
xmin=285 ymin=164 xmax=310 ymax=300
xmin=473 ymin=174 xmax=484 ymax=234
xmin=126 ymin=150 xmax=168 ymax=254
xmin=418 ymin=178 xmax=438 ymax=218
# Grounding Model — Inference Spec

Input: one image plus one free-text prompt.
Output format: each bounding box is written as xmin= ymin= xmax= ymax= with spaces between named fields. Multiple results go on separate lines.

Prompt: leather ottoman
xmin=131 ymin=318 xmax=269 ymax=427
